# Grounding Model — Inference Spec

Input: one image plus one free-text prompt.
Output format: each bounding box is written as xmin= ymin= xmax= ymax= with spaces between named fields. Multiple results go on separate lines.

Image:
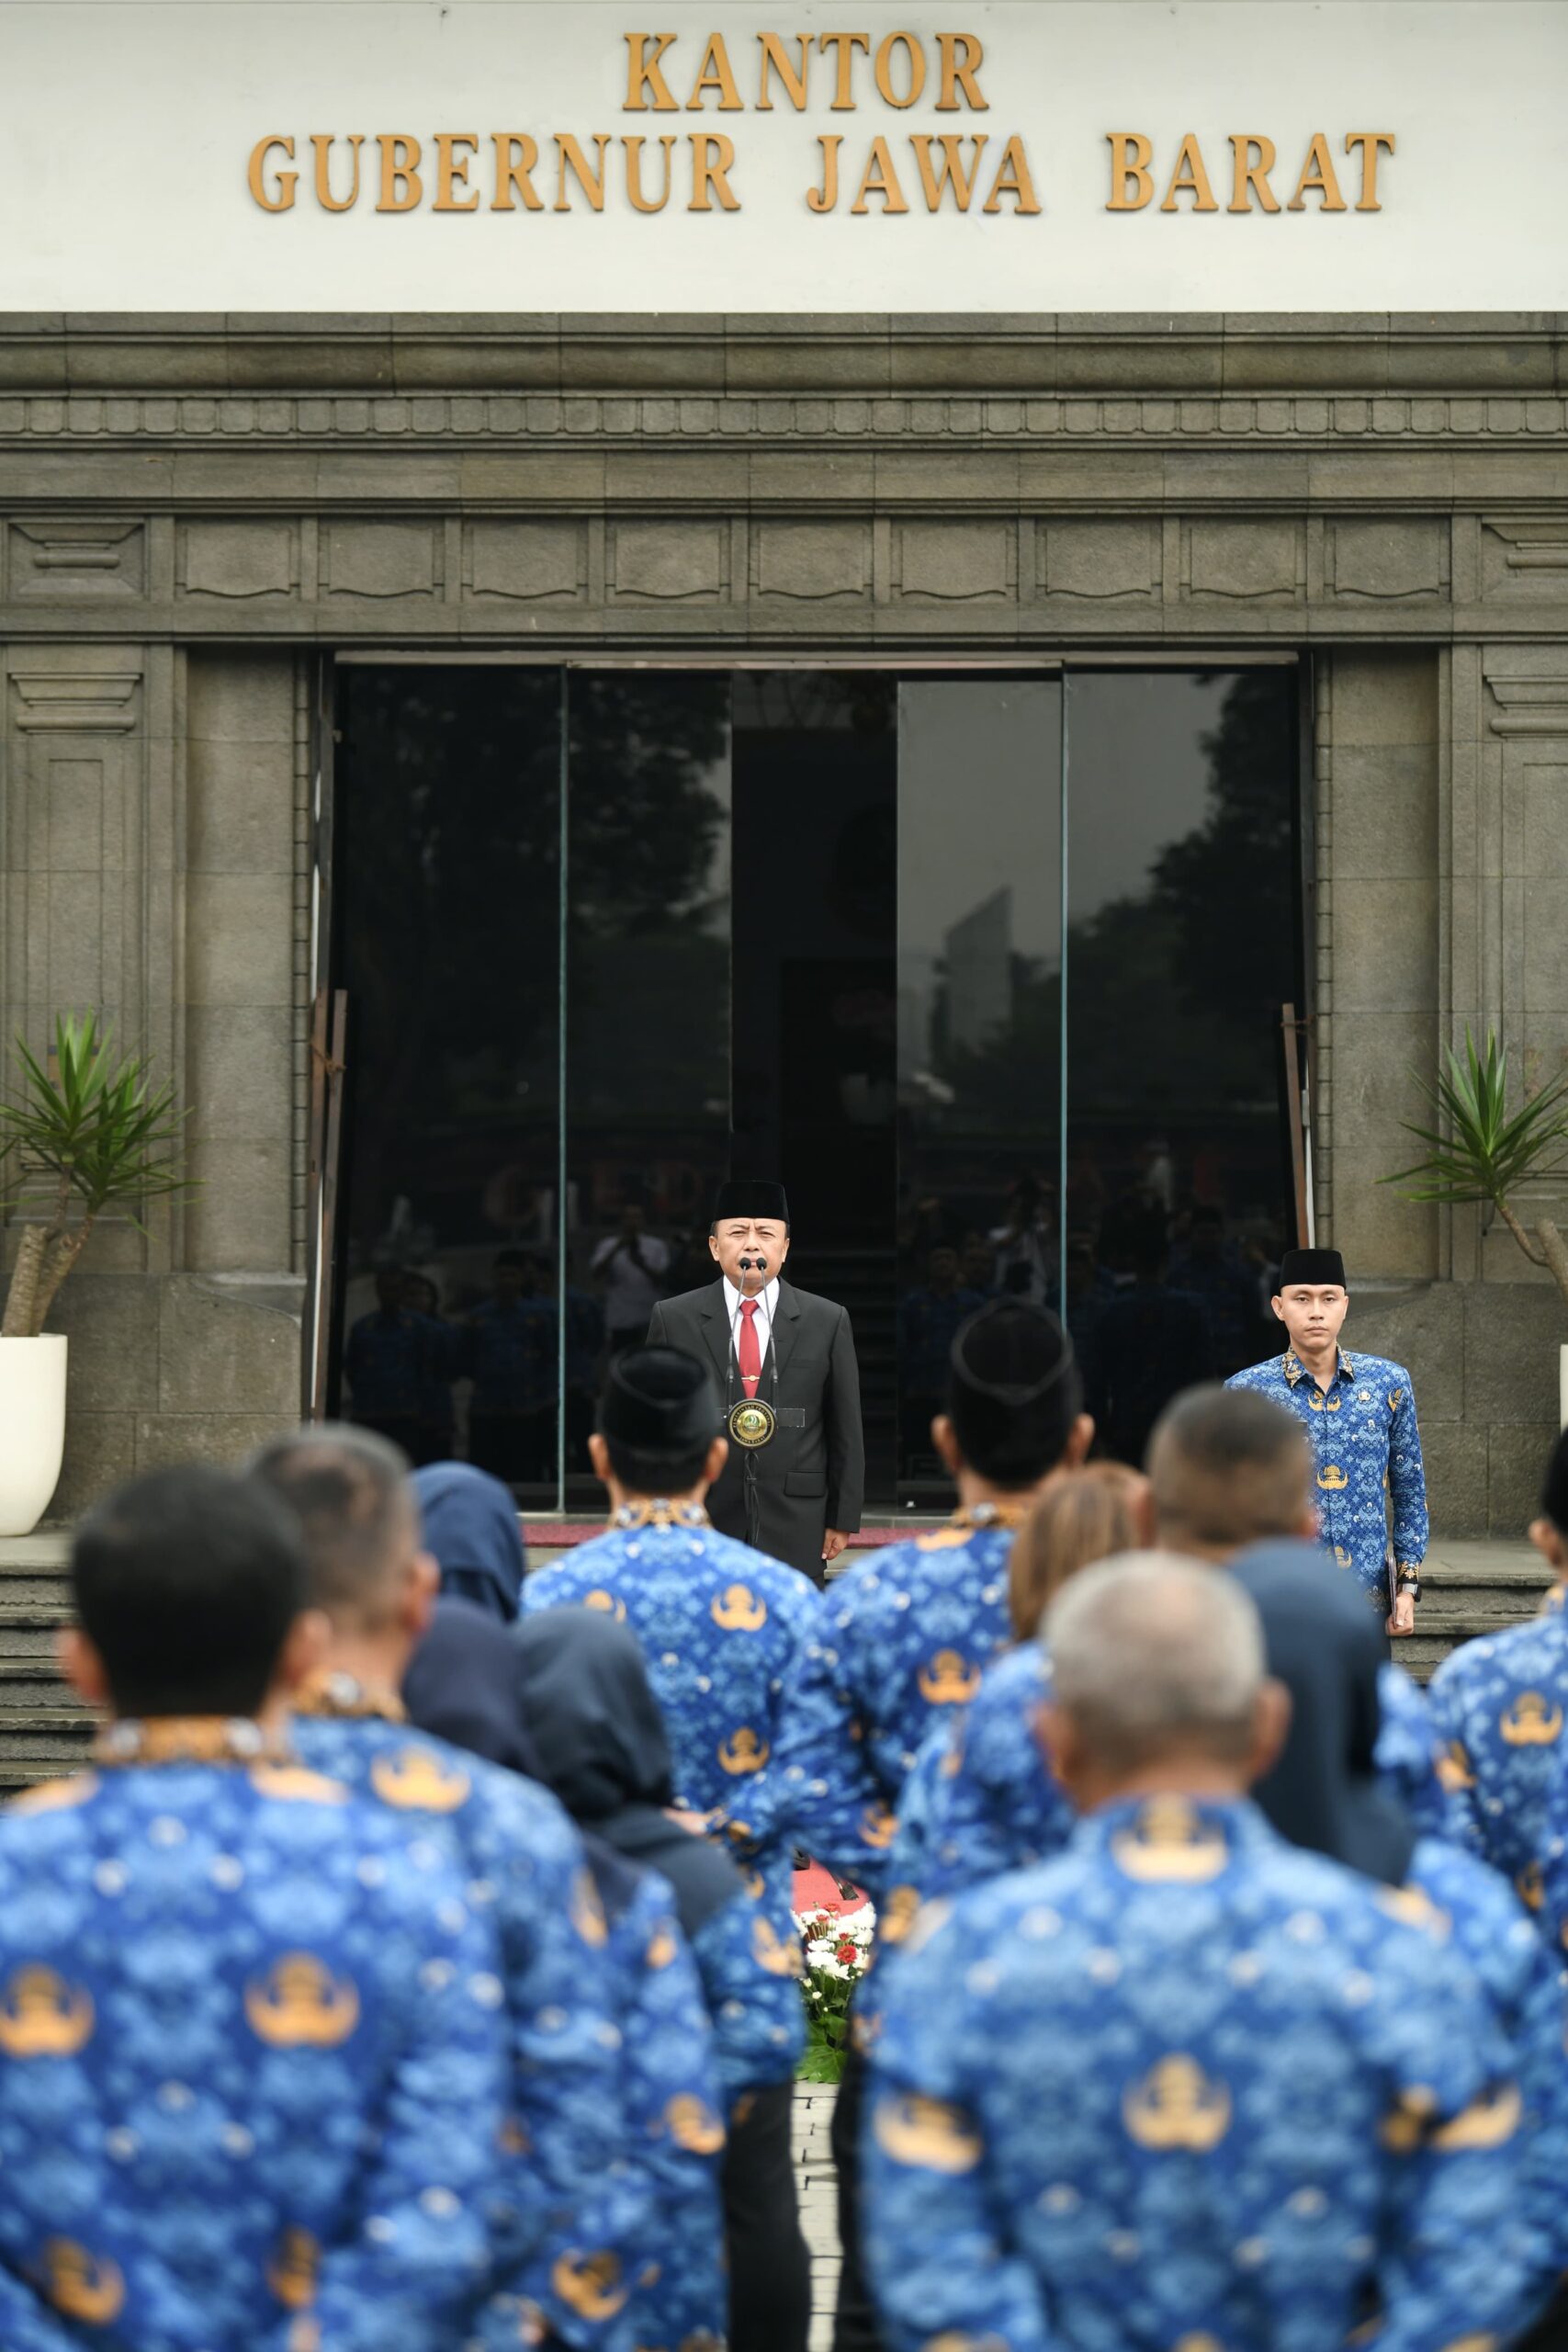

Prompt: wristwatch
xmin=1395 ymin=1565 xmax=1422 ymax=1606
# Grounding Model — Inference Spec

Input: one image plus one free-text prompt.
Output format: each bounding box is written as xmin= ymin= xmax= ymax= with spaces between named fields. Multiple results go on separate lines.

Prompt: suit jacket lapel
xmin=698 ymin=1283 xmax=731 ymax=1388
xmin=770 ymin=1282 xmax=802 ymax=1386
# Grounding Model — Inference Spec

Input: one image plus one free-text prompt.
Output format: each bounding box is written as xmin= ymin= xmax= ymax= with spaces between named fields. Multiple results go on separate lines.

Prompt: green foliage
xmin=0 ymin=1013 xmax=193 ymax=1338
xmin=1386 ymin=1029 xmax=1568 ymax=1206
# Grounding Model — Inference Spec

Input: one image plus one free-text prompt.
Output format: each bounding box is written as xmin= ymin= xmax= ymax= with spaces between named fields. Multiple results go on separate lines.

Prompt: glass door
xmin=328 ymin=658 xmax=1303 ymax=1513
xmin=895 ymin=677 xmax=1064 ymax=1506
xmin=1061 ymin=668 xmax=1303 ymax=1464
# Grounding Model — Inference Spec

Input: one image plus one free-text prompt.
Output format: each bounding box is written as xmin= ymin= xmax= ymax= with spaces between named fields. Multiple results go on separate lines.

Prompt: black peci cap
xmin=947 ymin=1299 xmax=1080 ymax=1486
xmin=600 ymin=1346 xmax=722 ymax=1457
xmin=951 ymin=1298 xmax=1075 ymax=1405
xmin=713 ymin=1180 xmax=789 ymax=1224
xmin=1278 ymin=1248 xmax=1348 ymax=1290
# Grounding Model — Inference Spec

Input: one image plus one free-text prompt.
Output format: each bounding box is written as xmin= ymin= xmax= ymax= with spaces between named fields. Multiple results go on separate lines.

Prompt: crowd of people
xmin=2 ymin=1291 xmax=1567 ymax=2349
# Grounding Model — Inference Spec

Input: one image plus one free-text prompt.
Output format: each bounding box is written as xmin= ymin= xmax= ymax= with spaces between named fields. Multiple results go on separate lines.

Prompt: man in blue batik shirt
xmin=866 ymin=1555 xmax=1551 ymax=2352
xmin=250 ymin=1425 xmax=658 ymax=2352
xmin=524 ymin=1344 xmax=873 ymax=2352
xmin=775 ymin=1298 xmax=1091 ymax=2352
xmin=1427 ymin=1425 xmax=1568 ymax=1918
xmin=0 ymin=1463 xmax=509 ymax=2352
xmin=1226 ymin=1245 xmax=1427 ymax=1643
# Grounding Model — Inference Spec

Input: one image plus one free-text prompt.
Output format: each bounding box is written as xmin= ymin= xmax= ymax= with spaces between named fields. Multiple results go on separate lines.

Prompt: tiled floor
xmin=793 ymin=2085 xmax=840 ymax=2352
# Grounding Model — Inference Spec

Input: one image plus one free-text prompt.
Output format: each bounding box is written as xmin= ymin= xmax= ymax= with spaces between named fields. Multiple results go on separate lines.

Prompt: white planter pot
xmin=0 ymin=1335 xmax=67 ymax=1537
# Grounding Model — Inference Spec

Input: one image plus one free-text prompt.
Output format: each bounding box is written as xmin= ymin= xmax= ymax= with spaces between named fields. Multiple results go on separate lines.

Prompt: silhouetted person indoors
xmin=466 ymin=1250 xmax=558 ymax=1489
xmin=344 ymin=1264 xmax=447 ymax=1465
xmin=1081 ymin=1222 xmax=1213 ymax=1465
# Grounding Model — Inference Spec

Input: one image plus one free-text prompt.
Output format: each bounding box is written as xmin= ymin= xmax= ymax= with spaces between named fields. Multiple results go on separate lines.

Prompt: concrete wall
xmin=0 ymin=315 xmax=1565 ymax=1524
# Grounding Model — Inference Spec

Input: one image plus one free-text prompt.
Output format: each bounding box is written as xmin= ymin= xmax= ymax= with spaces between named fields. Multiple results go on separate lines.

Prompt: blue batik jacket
xmin=773 ymin=1508 xmax=1026 ymax=1894
xmin=0 ymin=1728 xmax=510 ymax=2352
xmin=523 ymin=1507 xmax=868 ymax=2068
xmin=1225 ymin=1350 xmax=1428 ymax=1606
xmin=1426 ymin=1608 xmax=1568 ymax=1916
xmin=889 ymin=1646 xmax=1462 ymax=1922
xmin=292 ymin=1695 xmax=651 ymax=2350
xmin=864 ymin=1795 xmax=1550 ymax=2352
xmin=518 ymin=1862 xmax=728 ymax=2352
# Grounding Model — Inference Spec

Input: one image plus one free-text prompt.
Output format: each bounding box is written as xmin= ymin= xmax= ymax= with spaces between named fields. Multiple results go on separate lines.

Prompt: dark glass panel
xmin=333 ymin=668 xmax=563 ymax=1506
xmin=564 ymin=673 xmax=732 ymax=1506
xmin=1065 ymin=670 xmax=1300 ymax=1464
xmin=731 ymin=673 xmax=898 ymax=1501
xmin=895 ymin=679 xmax=1063 ymax=1505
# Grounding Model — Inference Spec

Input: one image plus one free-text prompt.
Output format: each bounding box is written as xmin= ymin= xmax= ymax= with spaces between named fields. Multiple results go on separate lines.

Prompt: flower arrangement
xmin=794 ymin=1902 xmax=875 ymax=2084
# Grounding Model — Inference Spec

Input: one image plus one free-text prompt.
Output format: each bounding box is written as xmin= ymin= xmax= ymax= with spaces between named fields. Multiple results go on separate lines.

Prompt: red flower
xmin=835 ymin=1939 xmax=858 ymax=1967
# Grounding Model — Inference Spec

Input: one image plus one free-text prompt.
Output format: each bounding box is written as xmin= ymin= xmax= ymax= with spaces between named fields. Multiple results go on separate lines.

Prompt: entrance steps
xmin=0 ymin=1530 xmax=1551 ymax=1789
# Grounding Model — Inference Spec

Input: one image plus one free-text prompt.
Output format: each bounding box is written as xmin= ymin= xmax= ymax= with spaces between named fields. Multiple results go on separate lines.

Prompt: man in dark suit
xmin=647 ymin=1181 xmax=863 ymax=1583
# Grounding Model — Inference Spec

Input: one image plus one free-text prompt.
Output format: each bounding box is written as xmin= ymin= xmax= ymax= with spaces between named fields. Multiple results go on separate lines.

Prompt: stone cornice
xmin=0 ymin=314 xmax=1563 ymax=399
xmin=0 ymin=391 xmax=1565 ymax=448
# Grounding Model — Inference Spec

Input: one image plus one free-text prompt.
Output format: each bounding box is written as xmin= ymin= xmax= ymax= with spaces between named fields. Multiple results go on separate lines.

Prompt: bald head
xmin=248 ymin=1424 xmax=417 ymax=1631
xmin=1147 ymin=1385 xmax=1314 ymax=1559
xmin=1043 ymin=1551 xmax=1277 ymax=1796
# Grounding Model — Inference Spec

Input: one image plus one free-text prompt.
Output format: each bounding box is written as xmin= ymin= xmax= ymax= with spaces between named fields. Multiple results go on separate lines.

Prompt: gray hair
xmin=247 ymin=1422 xmax=414 ymax=1625
xmin=1043 ymin=1551 xmax=1265 ymax=1773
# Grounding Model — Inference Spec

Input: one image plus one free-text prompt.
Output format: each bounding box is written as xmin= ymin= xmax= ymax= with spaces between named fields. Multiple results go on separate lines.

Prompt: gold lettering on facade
xmin=1287 ymin=132 xmax=1347 ymax=211
xmin=555 ymin=133 xmax=612 ymax=211
xmin=434 ymin=132 xmax=481 ymax=211
xmin=1160 ymin=132 xmax=1218 ymax=212
xmin=851 ymin=135 xmax=910 ymax=213
xmin=249 ymin=135 xmax=298 ymax=211
xmin=685 ymin=31 xmax=745 ymax=110
xmin=936 ymin=32 xmax=987 ymax=110
xmin=689 ymin=133 xmax=741 ymax=211
xmin=625 ymin=134 xmax=678 ymax=212
xmin=377 ymin=132 xmax=424 ymax=212
xmin=818 ymin=31 xmax=872 ymax=107
xmin=910 ymin=134 xmax=987 ymax=210
xmin=1344 ymin=130 xmax=1396 ymax=210
xmin=1228 ymin=134 xmax=1280 ymax=213
xmin=490 ymin=133 xmax=545 ymax=211
xmin=807 ymin=135 xmax=841 ymax=213
xmin=243 ymin=33 xmax=1391 ymax=232
xmin=1106 ymin=131 xmax=1154 ymax=210
xmin=625 ymin=31 xmax=680 ymax=111
xmin=757 ymin=31 xmax=811 ymax=109
xmin=311 ymin=132 xmax=364 ymax=212
xmin=874 ymin=32 xmax=926 ymax=107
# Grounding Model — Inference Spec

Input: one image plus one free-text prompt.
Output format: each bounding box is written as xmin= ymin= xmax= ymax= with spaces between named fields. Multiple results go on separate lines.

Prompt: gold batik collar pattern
xmin=93 ymin=1716 xmax=296 ymax=1770
xmin=1282 ymin=1349 xmax=1355 ymax=1389
xmin=611 ymin=1498 xmax=710 ymax=1531
xmin=950 ymin=1500 xmax=1032 ymax=1532
xmin=291 ymin=1670 xmax=405 ymax=1724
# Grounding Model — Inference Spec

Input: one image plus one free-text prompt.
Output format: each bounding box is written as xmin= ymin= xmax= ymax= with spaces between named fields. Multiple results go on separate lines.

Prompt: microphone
xmin=739 ymin=1252 xmax=769 ymax=1274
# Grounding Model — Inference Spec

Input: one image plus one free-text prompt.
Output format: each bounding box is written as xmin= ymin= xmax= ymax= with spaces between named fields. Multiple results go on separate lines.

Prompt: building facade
xmin=2 ymin=311 xmax=1564 ymax=1527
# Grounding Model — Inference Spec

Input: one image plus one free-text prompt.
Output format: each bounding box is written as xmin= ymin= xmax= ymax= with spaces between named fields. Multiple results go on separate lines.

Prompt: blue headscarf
xmin=412 ymin=1462 xmax=526 ymax=1623
xmin=403 ymin=1599 xmax=647 ymax=1928
xmin=1230 ymin=1540 xmax=1416 ymax=1886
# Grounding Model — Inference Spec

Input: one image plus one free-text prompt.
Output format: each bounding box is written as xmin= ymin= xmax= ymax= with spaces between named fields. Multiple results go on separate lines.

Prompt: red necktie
xmin=739 ymin=1298 xmax=761 ymax=1396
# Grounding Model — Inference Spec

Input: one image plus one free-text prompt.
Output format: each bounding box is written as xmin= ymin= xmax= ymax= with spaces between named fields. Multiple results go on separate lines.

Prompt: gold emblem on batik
xmin=0 ymin=1967 xmax=94 ymax=2058
xmin=1122 ymin=2056 xmax=1231 ymax=2154
xmin=244 ymin=1954 xmax=361 ymax=2049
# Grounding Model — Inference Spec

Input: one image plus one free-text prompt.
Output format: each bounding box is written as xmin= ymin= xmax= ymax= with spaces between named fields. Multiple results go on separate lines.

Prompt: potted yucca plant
xmin=1388 ymin=1027 xmax=1568 ymax=1422
xmin=0 ymin=1014 xmax=192 ymax=1533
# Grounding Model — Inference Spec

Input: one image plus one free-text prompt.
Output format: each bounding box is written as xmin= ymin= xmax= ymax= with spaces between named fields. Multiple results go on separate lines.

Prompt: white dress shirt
xmin=724 ymin=1273 xmax=780 ymax=1385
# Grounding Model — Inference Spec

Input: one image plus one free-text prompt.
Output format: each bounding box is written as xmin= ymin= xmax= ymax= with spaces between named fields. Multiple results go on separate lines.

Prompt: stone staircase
xmin=0 ymin=1535 xmax=92 ymax=1788
xmin=1401 ymin=1540 xmax=1559 ymax=1681
xmin=0 ymin=1531 xmax=1553 ymax=1791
